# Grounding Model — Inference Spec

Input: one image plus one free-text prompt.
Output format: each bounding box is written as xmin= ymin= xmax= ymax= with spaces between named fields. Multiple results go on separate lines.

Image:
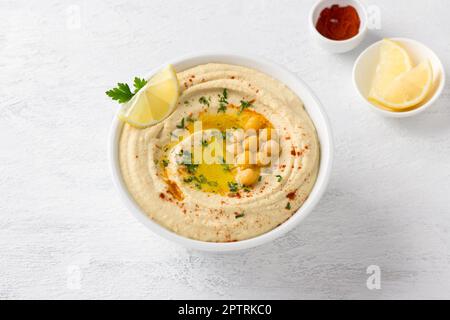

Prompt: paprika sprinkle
xmin=315 ymin=5 xmax=361 ymax=41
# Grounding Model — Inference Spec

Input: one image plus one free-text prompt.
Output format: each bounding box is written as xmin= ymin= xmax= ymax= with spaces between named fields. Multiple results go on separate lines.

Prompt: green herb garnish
xmin=217 ymin=88 xmax=229 ymax=113
xmin=207 ymin=180 xmax=219 ymax=187
xmin=133 ymin=78 xmax=148 ymax=93
xmin=235 ymin=213 xmax=245 ymax=219
xmin=176 ymin=117 xmax=185 ymax=129
xmin=106 ymin=77 xmax=147 ymax=103
xmin=228 ymin=181 xmax=239 ymax=192
xmin=285 ymin=202 xmax=291 ymax=210
xmin=162 ymin=159 xmax=169 ymax=167
xmin=276 ymin=175 xmax=282 ymax=182
xmin=199 ymin=96 xmax=211 ymax=107
xmin=239 ymin=100 xmax=253 ymax=113
xmin=184 ymin=163 xmax=198 ymax=174
xmin=197 ymin=174 xmax=207 ymax=184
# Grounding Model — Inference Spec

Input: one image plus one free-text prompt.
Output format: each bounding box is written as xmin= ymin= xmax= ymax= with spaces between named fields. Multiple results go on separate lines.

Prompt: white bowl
xmin=309 ymin=0 xmax=368 ymax=53
xmin=109 ymin=53 xmax=333 ymax=252
xmin=353 ymin=38 xmax=446 ymax=118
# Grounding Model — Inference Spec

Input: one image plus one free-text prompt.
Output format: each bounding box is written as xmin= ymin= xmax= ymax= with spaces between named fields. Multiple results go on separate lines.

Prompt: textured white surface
xmin=1 ymin=0 xmax=449 ymax=299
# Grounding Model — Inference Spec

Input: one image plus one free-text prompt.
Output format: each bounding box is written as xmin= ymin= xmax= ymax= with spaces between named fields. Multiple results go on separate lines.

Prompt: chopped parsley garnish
xmin=258 ymin=175 xmax=262 ymax=182
xmin=179 ymin=150 xmax=198 ymax=173
xmin=228 ymin=181 xmax=239 ymax=192
xmin=184 ymin=100 xmax=190 ymax=105
xmin=217 ymin=88 xmax=229 ymax=113
xmin=199 ymin=96 xmax=211 ymax=107
xmin=133 ymin=77 xmax=147 ymax=93
xmin=176 ymin=117 xmax=185 ymax=129
xmin=197 ymin=174 xmax=207 ymax=184
xmin=162 ymin=159 xmax=169 ymax=167
xmin=184 ymin=163 xmax=198 ymax=174
xmin=276 ymin=175 xmax=282 ymax=182
xmin=207 ymin=180 xmax=219 ymax=187
xmin=239 ymin=100 xmax=253 ymax=113
xmin=202 ymin=140 xmax=209 ymax=147
xmin=235 ymin=213 xmax=245 ymax=219
xmin=183 ymin=174 xmax=218 ymax=188
xmin=218 ymin=104 xmax=227 ymax=113
xmin=285 ymin=202 xmax=291 ymax=210
xmin=106 ymin=77 xmax=147 ymax=103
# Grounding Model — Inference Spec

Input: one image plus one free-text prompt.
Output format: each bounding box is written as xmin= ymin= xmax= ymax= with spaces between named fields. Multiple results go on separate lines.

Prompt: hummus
xmin=119 ymin=63 xmax=320 ymax=242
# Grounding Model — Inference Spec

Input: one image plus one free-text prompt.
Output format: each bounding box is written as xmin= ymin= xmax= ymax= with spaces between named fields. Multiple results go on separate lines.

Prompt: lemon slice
xmin=119 ymin=65 xmax=179 ymax=128
xmin=370 ymin=59 xmax=433 ymax=110
xmin=368 ymin=39 xmax=413 ymax=99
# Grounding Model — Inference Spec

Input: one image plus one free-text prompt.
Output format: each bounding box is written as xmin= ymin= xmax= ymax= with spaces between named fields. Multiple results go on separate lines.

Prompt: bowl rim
xmin=352 ymin=37 xmax=446 ymax=118
xmin=108 ymin=52 xmax=334 ymax=252
xmin=309 ymin=0 xmax=368 ymax=44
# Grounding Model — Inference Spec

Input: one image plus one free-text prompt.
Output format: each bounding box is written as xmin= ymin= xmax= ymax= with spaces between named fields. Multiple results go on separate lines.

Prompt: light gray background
xmin=1 ymin=0 xmax=449 ymax=299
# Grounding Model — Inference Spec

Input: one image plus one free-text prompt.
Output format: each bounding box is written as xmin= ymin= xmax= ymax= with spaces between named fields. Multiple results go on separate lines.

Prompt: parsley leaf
xmin=106 ymin=77 xmax=148 ymax=104
xmin=199 ymin=96 xmax=211 ymax=107
xmin=176 ymin=117 xmax=185 ymax=129
xmin=239 ymin=100 xmax=253 ymax=113
xmin=105 ymin=83 xmax=133 ymax=103
xmin=133 ymin=77 xmax=148 ymax=93
xmin=218 ymin=88 xmax=229 ymax=113
xmin=276 ymin=175 xmax=282 ymax=182
xmin=228 ymin=181 xmax=239 ymax=192
xmin=285 ymin=202 xmax=291 ymax=210
xmin=184 ymin=163 xmax=198 ymax=174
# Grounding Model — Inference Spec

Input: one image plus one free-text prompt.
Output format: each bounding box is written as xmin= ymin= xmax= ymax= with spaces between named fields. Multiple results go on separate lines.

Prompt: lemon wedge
xmin=370 ymin=59 xmax=433 ymax=110
xmin=368 ymin=39 xmax=413 ymax=100
xmin=119 ymin=65 xmax=179 ymax=128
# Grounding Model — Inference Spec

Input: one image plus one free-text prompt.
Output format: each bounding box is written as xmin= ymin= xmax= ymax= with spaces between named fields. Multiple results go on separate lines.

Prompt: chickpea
xmin=244 ymin=116 xmax=264 ymax=131
xmin=262 ymin=140 xmax=280 ymax=157
xmin=236 ymin=168 xmax=259 ymax=186
xmin=243 ymin=135 xmax=258 ymax=151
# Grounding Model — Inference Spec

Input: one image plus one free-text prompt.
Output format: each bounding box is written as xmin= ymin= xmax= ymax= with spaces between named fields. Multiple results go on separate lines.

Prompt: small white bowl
xmin=353 ymin=38 xmax=446 ymax=118
xmin=109 ymin=53 xmax=334 ymax=252
xmin=309 ymin=0 xmax=368 ymax=53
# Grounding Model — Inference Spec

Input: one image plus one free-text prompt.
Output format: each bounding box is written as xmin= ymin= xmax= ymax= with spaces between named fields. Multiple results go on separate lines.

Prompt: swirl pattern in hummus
xmin=119 ymin=63 xmax=320 ymax=242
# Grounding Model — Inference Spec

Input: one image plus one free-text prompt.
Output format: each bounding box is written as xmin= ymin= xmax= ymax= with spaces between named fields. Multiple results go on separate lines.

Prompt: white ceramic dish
xmin=353 ymin=38 xmax=446 ymax=118
xmin=309 ymin=0 xmax=367 ymax=53
xmin=109 ymin=53 xmax=333 ymax=252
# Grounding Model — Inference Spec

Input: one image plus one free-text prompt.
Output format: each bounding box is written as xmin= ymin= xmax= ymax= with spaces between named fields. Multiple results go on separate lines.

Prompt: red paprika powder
xmin=315 ymin=5 xmax=361 ymax=41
